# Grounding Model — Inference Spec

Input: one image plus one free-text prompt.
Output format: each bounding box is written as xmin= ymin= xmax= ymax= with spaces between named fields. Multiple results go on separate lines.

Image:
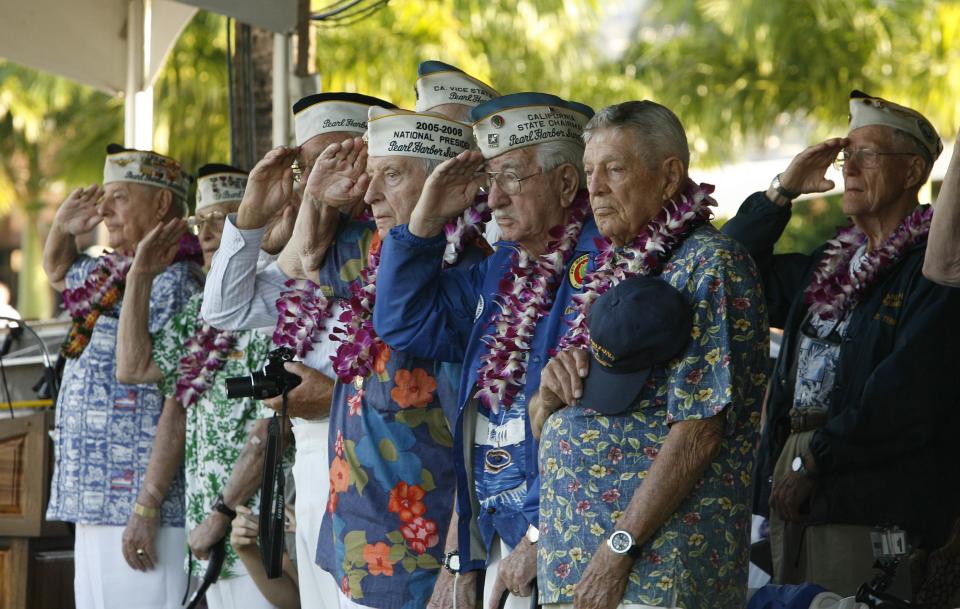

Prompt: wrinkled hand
xmin=488 ymin=537 xmax=537 ymax=609
xmin=770 ymin=470 xmax=816 ymax=522
xmin=230 ymin=505 xmax=259 ymax=550
xmin=539 ymin=349 xmax=590 ymax=407
xmin=238 ymin=146 xmax=299 ymax=229
xmin=262 ymin=362 xmax=334 ymax=419
xmin=278 ymin=192 xmax=342 ymax=279
xmin=129 ymin=218 xmax=187 ymax=278
xmin=573 ymin=542 xmax=632 ymax=609
xmin=778 ymin=137 xmax=849 ymax=196
xmin=189 ymin=511 xmax=230 ymax=560
xmin=305 ymin=137 xmax=369 ymax=212
xmin=122 ymin=512 xmax=159 ymax=571
xmin=529 ymin=387 xmax=567 ymax=441
xmin=410 ymin=150 xmax=485 ymax=238
xmin=261 ymin=197 xmax=300 ymax=255
xmin=427 ymin=569 xmax=478 ymax=609
xmin=54 ymin=184 xmax=104 ymax=236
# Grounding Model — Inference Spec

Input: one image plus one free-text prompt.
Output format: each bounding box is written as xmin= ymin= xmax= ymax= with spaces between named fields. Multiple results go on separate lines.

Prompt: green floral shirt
xmin=152 ymin=293 xmax=273 ymax=577
xmin=538 ymin=226 xmax=769 ymax=608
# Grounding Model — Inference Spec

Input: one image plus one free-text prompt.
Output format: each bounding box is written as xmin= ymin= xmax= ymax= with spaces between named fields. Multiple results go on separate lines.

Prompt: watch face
xmin=449 ymin=554 xmax=460 ymax=571
xmin=526 ymin=525 xmax=540 ymax=544
xmin=792 ymin=456 xmax=803 ymax=472
xmin=609 ymin=531 xmax=632 ymax=553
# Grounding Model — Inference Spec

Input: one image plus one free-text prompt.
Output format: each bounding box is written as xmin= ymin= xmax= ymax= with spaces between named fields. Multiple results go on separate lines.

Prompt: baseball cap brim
xmin=578 ymin=358 xmax=652 ymax=415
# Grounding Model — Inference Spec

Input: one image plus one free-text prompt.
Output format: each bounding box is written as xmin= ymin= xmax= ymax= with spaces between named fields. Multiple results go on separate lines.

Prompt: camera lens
xmin=226 ymin=374 xmax=257 ymax=399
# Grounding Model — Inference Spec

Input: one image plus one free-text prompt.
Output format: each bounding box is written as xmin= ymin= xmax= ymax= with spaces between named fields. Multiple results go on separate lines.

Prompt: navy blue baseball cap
xmin=580 ymin=277 xmax=693 ymax=415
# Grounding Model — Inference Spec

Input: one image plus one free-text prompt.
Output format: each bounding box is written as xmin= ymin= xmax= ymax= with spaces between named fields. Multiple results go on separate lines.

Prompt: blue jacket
xmin=374 ymin=209 xmax=600 ymax=572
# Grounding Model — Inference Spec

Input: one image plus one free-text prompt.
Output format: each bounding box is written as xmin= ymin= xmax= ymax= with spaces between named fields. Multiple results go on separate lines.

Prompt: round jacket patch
xmin=568 ymin=253 xmax=590 ymax=290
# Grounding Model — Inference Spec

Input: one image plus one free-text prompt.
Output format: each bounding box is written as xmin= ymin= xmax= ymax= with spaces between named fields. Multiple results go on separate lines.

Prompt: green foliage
xmin=622 ymin=0 xmax=960 ymax=163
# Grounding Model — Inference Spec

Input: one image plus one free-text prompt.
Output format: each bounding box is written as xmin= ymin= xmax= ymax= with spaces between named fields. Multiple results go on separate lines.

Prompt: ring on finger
xmin=136 ymin=548 xmax=146 ymax=556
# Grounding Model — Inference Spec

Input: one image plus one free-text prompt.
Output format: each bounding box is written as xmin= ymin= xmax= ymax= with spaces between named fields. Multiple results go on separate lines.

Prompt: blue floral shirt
xmin=47 ymin=255 xmax=203 ymax=526
xmin=315 ymin=221 xmax=484 ymax=609
xmin=538 ymin=225 xmax=768 ymax=608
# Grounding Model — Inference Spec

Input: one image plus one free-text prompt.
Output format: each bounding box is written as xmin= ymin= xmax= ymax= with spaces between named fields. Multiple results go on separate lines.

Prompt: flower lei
xmin=173 ymin=323 xmax=236 ymax=408
xmin=803 ymin=204 xmax=932 ymax=322
xmin=272 ymin=279 xmax=336 ymax=359
xmin=473 ymin=193 xmax=592 ymax=413
xmin=555 ymin=181 xmax=717 ymax=354
xmin=271 ymin=199 xmax=490 ymax=384
xmin=60 ymin=233 xmax=203 ymax=360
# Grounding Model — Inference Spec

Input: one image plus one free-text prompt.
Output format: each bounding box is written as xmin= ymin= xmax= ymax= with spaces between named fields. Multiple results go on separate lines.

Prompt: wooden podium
xmin=0 ymin=409 xmax=74 ymax=609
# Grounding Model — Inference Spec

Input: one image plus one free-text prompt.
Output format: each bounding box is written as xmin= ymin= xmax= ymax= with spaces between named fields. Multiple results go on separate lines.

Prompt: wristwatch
xmin=769 ymin=174 xmax=800 ymax=206
xmin=442 ymin=550 xmax=461 ymax=574
xmin=525 ymin=524 xmax=540 ymax=544
xmin=607 ymin=530 xmax=642 ymax=559
xmin=212 ymin=493 xmax=237 ymax=520
xmin=791 ymin=455 xmax=814 ymax=477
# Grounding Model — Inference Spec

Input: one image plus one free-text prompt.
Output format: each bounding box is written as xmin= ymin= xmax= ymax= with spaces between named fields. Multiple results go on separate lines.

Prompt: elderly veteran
xmin=722 ymin=90 xmax=960 ymax=597
xmin=200 ymin=92 xmax=391 ymax=609
xmin=524 ymin=101 xmax=768 ymax=609
xmin=924 ymin=130 xmax=960 ymax=286
xmin=114 ymin=164 xmax=279 ymax=609
xmin=43 ymin=144 xmax=203 ymax=609
xmin=373 ymin=92 xmax=596 ymax=609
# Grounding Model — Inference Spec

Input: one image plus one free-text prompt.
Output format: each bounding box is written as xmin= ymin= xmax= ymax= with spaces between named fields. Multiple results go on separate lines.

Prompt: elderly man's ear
xmin=153 ymin=188 xmax=177 ymax=220
xmin=558 ymin=163 xmax=581 ymax=208
xmin=660 ymin=157 xmax=686 ymax=202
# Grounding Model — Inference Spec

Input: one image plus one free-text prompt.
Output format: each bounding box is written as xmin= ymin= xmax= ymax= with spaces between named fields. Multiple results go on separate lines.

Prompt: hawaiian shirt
xmin=47 ymin=255 xmax=203 ymax=526
xmin=315 ymin=220 xmax=480 ymax=609
xmin=152 ymin=292 xmax=272 ymax=577
xmin=537 ymin=225 xmax=768 ymax=608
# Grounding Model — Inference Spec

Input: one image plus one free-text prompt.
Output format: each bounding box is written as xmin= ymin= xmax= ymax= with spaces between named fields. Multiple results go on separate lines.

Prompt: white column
xmin=124 ymin=0 xmax=154 ymax=150
xmin=272 ymin=32 xmax=291 ymax=147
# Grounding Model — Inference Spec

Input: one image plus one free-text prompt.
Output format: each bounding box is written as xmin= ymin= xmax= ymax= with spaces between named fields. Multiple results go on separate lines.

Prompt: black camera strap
xmin=258 ymin=391 xmax=287 ymax=579
xmin=182 ymin=537 xmax=226 ymax=609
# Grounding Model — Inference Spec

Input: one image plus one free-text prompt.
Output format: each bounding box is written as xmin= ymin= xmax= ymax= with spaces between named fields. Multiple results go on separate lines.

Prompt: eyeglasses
xmin=188 ymin=211 xmax=227 ymax=235
xmin=478 ymin=170 xmax=542 ymax=195
xmin=834 ymin=148 xmax=917 ymax=171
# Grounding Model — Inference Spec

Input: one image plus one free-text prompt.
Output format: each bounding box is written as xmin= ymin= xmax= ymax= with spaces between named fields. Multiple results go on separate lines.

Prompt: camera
xmin=225 ymin=347 xmax=302 ymax=400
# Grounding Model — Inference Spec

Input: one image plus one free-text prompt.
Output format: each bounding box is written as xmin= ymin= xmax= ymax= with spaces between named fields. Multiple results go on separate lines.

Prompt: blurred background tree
xmin=1 ymin=0 xmax=958 ymax=317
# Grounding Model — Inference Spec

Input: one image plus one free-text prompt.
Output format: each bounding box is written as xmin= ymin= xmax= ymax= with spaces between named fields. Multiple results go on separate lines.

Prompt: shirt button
xmin=486 ymin=507 xmax=496 ymax=514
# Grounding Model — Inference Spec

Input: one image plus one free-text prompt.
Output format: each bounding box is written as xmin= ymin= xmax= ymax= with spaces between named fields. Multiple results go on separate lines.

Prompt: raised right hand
xmin=778 ymin=137 xmax=849 ymax=197
xmin=304 ymin=136 xmax=370 ymax=212
xmin=409 ymin=150 xmax=485 ymax=238
xmin=54 ymin=185 xmax=103 ymax=236
xmin=237 ymin=146 xmax=299 ymax=229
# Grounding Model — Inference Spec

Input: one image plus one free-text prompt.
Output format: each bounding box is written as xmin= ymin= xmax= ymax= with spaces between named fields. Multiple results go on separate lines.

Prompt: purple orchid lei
xmin=803 ymin=204 xmax=932 ymax=321
xmin=473 ymin=193 xmax=592 ymax=413
xmin=443 ymin=197 xmax=492 ymax=265
xmin=330 ymin=240 xmax=386 ymax=383
xmin=555 ymin=180 xmax=717 ymax=353
xmin=272 ymin=279 xmax=336 ymax=359
xmin=174 ymin=323 xmax=236 ymax=408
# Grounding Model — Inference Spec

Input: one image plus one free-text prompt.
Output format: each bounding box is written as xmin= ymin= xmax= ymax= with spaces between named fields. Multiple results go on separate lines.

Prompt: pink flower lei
xmin=272 ymin=279 xmax=336 ymax=359
xmin=555 ymin=180 xmax=717 ymax=354
xmin=473 ymin=193 xmax=592 ymax=413
xmin=174 ymin=322 xmax=236 ymax=408
xmin=803 ymin=204 xmax=932 ymax=321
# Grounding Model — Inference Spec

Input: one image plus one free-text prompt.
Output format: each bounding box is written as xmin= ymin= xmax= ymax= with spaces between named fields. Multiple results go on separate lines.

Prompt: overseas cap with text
xmin=470 ymin=92 xmax=593 ymax=159
xmin=103 ymin=143 xmax=192 ymax=202
xmin=196 ymin=163 xmax=247 ymax=212
xmin=366 ymin=106 xmax=472 ymax=161
xmin=848 ymin=89 xmax=942 ymax=160
xmin=293 ymin=92 xmax=396 ymax=146
xmin=414 ymin=60 xmax=499 ymax=112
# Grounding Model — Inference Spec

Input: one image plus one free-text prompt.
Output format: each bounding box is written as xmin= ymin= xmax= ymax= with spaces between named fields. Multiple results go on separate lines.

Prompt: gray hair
xmin=584 ymin=101 xmax=690 ymax=170
xmin=535 ymin=140 xmax=586 ymax=188
xmin=419 ymin=157 xmax=444 ymax=177
xmin=889 ymin=128 xmax=933 ymax=184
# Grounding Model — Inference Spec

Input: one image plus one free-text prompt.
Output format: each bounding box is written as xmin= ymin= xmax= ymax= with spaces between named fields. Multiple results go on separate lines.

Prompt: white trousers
xmin=291 ymin=419 xmax=340 ymax=609
xmin=484 ymin=537 xmax=537 ymax=609
xmin=74 ymin=524 xmax=189 ymax=609
xmin=205 ymin=573 xmax=278 ymax=609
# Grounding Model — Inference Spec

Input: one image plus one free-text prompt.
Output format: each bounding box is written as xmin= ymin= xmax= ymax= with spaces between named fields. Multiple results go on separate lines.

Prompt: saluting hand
xmin=305 ymin=137 xmax=370 ymax=212
xmin=129 ymin=218 xmax=187 ymax=278
xmin=409 ymin=150 xmax=486 ymax=238
xmin=237 ymin=146 xmax=299 ymax=229
xmin=54 ymin=184 xmax=104 ymax=236
xmin=774 ymin=137 xmax=849 ymax=202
